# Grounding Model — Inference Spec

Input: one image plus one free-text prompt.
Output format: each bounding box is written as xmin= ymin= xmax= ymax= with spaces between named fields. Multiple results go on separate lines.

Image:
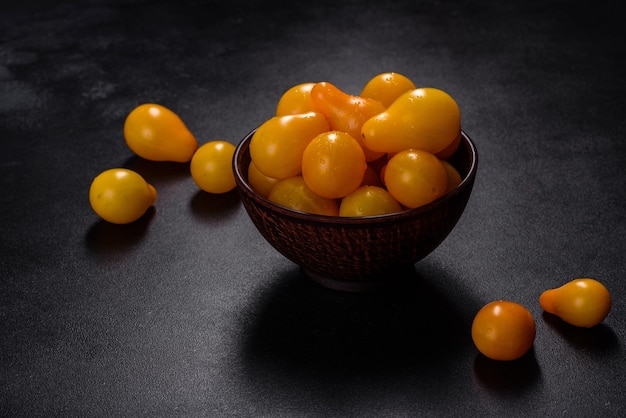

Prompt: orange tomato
xmin=471 ymin=300 xmax=536 ymax=361
xmin=310 ymin=81 xmax=385 ymax=161
xmin=441 ymin=160 xmax=462 ymax=193
xmin=339 ymin=186 xmax=402 ymax=217
xmin=275 ymin=82 xmax=317 ymax=116
xmin=89 ymin=168 xmax=157 ymax=224
xmin=302 ymin=130 xmax=367 ymax=199
xmin=540 ymin=278 xmax=611 ymax=327
xmin=249 ymin=111 xmax=330 ymax=179
xmin=268 ymin=176 xmax=339 ymax=216
xmin=123 ymin=103 xmax=198 ymax=162
xmin=190 ymin=141 xmax=236 ymax=194
xmin=360 ymin=72 xmax=417 ymax=108
xmin=361 ymin=87 xmax=461 ymax=155
xmin=383 ymin=149 xmax=448 ymax=208
xmin=247 ymin=161 xmax=280 ymax=199
xmin=435 ymin=132 xmax=462 ymax=160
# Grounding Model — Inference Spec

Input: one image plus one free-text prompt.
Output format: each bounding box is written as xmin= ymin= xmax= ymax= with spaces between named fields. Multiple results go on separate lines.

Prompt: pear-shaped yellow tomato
xmin=310 ymin=81 xmax=386 ymax=161
xmin=361 ymin=87 xmax=461 ymax=155
xmin=190 ymin=140 xmax=236 ymax=194
xmin=540 ymin=278 xmax=612 ymax=328
xmin=360 ymin=72 xmax=417 ymax=108
xmin=302 ymin=130 xmax=367 ymax=199
xmin=89 ymin=168 xmax=157 ymax=224
xmin=247 ymin=161 xmax=280 ymax=198
xmin=339 ymin=186 xmax=402 ymax=217
xmin=275 ymin=82 xmax=317 ymax=116
xmin=268 ymin=176 xmax=339 ymax=216
xmin=250 ymin=111 xmax=330 ymax=180
xmin=123 ymin=103 xmax=198 ymax=162
xmin=384 ymin=149 xmax=448 ymax=209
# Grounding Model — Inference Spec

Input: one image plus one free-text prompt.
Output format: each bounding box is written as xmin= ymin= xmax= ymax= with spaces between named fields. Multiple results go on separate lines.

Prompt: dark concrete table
xmin=2 ymin=0 xmax=624 ymax=416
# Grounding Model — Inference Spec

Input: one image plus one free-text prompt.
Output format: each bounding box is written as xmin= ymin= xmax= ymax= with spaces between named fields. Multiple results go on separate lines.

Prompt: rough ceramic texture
xmin=234 ymin=130 xmax=478 ymax=290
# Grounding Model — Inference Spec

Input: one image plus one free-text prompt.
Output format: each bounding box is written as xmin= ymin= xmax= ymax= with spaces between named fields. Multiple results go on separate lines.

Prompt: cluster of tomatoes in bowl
xmin=247 ymin=73 xmax=464 ymax=217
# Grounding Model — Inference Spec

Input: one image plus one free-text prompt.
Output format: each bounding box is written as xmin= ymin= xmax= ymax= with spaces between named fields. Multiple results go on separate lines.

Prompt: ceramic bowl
xmin=233 ymin=129 xmax=478 ymax=291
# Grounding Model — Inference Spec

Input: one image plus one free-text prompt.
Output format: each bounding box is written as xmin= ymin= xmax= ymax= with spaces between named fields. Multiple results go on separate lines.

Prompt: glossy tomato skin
xmin=539 ymin=278 xmax=611 ymax=327
xmin=124 ymin=103 xmax=198 ymax=162
xmin=275 ymin=82 xmax=317 ymax=116
xmin=360 ymin=72 xmax=416 ymax=108
xmin=267 ymin=176 xmax=339 ymax=216
xmin=339 ymin=185 xmax=402 ymax=217
xmin=301 ymin=130 xmax=367 ymax=199
xmin=384 ymin=149 xmax=448 ymax=208
xmin=190 ymin=140 xmax=236 ymax=194
xmin=247 ymin=161 xmax=280 ymax=199
xmin=250 ymin=111 xmax=330 ymax=180
xmin=361 ymin=87 xmax=461 ymax=155
xmin=89 ymin=168 xmax=157 ymax=224
xmin=471 ymin=300 xmax=536 ymax=361
xmin=310 ymin=81 xmax=385 ymax=161
xmin=441 ymin=160 xmax=462 ymax=193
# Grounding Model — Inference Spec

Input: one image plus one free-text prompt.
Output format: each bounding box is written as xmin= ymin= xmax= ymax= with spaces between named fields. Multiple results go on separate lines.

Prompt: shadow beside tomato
xmin=189 ymin=189 xmax=241 ymax=224
xmin=123 ymin=155 xmax=191 ymax=183
xmin=84 ymin=206 xmax=155 ymax=259
xmin=541 ymin=311 xmax=619 ymax=355
xmin=473 ymin=349 xmax=541 ymax=392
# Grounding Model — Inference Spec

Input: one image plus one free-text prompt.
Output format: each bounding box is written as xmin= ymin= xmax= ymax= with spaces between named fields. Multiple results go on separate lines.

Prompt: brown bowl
xmin=233 ymin=129 xmax=478 ymax=291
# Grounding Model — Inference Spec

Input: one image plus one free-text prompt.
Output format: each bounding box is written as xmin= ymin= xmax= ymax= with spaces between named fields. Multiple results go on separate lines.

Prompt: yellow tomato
xmin=360 ymin=72 xmax=417 ymax=108
xmin=384 ymin=149 xmax=448 ymax=208
xmin=248 ymin=161 xmax=280 ymax=198
xmin=268 ymin=176 xmax=339 ymax=216
xmin=361 ymin=87 xmax=461 ymax=154
xmin=302 ymin=130 xmax=367 ymax=199
xmin=441 ymin=160 xmax=462 ymax=193
xmin=250 ymin=111 xmax=330 ymax=179
xmin=89 ymin=168 xmax=157 ymax=224
xmin=540 ymin=278 xmax=611 ymax=327
xmin=436 ymin=132 xmax=462 ymax=160
xmin=472 ymin=300 xmax=536 ymax=361
xmin=123 ymin=103 xmax=198 ymax=162
xmin=275 ymin=82 xmax=317 ymax=116
xmin=190 ymin=141 xmax=236 ymax=194
xmin=339 ymin=186 xmax=402 ymax=217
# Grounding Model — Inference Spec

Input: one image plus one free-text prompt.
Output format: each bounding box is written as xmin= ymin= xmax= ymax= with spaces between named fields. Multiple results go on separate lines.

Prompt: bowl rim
xmin=233 ymin=129 xmax=478 ymax=225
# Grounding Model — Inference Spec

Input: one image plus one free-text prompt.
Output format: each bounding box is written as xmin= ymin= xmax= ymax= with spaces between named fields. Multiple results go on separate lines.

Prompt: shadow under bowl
xmin=233 ymin=130 xmax=478 ymax=291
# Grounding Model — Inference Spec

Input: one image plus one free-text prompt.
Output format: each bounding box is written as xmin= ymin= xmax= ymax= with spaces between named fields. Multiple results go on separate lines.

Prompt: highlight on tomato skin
xmin=301 ymin=130 xmax=368 ymax=200
xmin=310 ymin=81 xmax=386 ymax=162
xmin=539 ymin=278 xmax=612 ymax=328
xmin=275 ymin=82 xmax=317 ymax=116
xmin=190 ymin=140 xmax=237 ymax=194
xmin=123 ymin=103 xmax=198 ymax=163
xmin=242 ymin=75 xmax=467 ymax=217
xmin=249 ymin=111 xmax=330 ymax=180
xmin=89 ymin=168 xmax=157 ymax=224
xmin=361 ymin=87 xmax=461 ymax=155
xmin=267 ymin=175 xmax=339 ymax=216
xmin=360 ymin=72 xmax=417 ymax=108
xmin=471 ymin=300 xmax=536 ymax=362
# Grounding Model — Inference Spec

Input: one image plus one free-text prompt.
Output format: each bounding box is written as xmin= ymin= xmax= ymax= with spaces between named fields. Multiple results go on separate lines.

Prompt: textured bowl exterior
xmin=233 ymin=129 xmax=477 ymax=289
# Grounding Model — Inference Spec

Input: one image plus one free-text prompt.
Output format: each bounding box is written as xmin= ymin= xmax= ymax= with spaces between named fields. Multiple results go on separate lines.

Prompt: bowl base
xmin=302 ymin=264 xmax=417 ymax=292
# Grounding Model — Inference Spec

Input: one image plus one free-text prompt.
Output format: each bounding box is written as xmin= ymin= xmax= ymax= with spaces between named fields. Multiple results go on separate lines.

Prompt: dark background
xmin=2 ymin=0 xmax=625 ymax=416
